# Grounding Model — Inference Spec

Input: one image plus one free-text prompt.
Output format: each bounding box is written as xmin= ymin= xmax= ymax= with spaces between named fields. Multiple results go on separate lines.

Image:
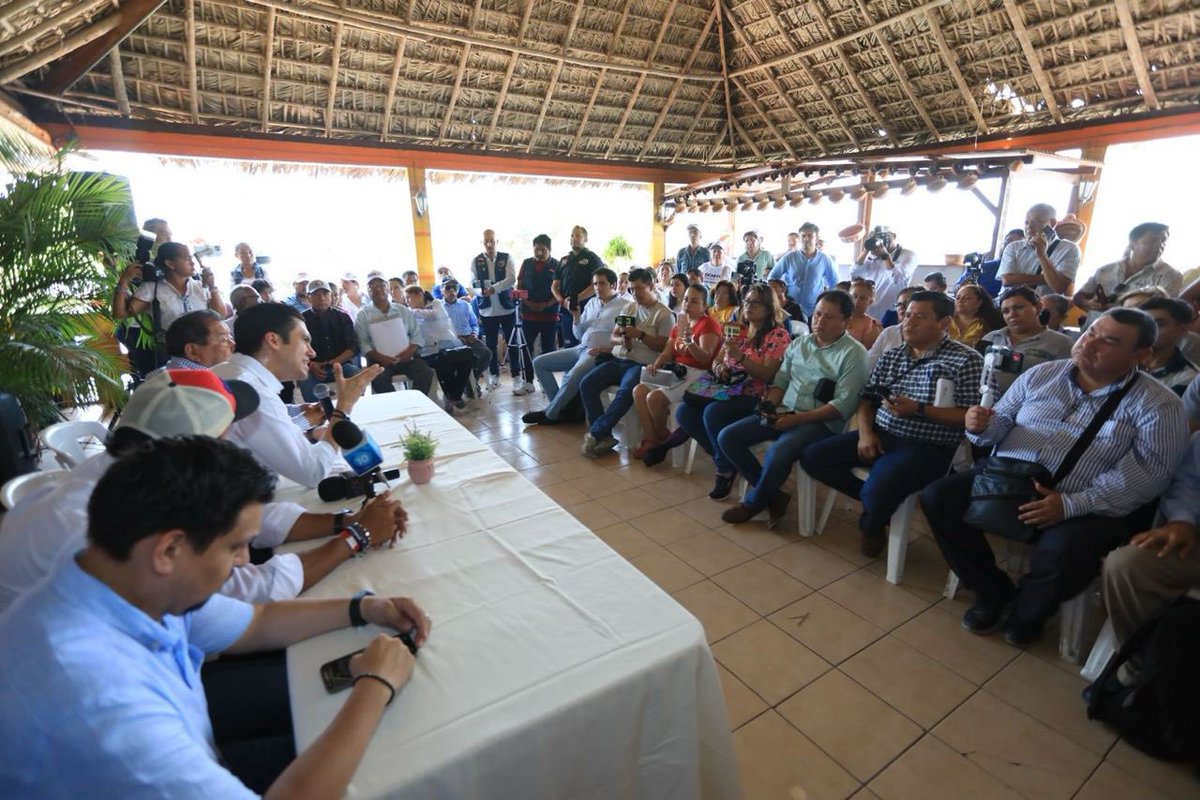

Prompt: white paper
xmin=369 ymin=315 xmax=410 ymax=357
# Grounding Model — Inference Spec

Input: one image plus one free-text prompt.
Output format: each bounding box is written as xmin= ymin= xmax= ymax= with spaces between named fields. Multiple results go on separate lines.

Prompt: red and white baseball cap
xmin=117 ymin=369 xmax=259 ymax=439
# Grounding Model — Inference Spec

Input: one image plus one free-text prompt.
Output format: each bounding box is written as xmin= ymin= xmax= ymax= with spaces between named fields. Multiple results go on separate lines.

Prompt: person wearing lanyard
xmin=471 ymin=228 xmax=518 ymax=389
xmin=114 ymin=242 xmax=229 ymax=345
xmin=553 ymin=225 xmax=605 ymax=349
xmin=997 ymin=203 xmax=1079 ymax=296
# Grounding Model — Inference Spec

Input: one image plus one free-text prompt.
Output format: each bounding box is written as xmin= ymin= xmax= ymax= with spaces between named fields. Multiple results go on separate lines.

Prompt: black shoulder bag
xmin=962 ymin=373 xmax=1138 ymax=542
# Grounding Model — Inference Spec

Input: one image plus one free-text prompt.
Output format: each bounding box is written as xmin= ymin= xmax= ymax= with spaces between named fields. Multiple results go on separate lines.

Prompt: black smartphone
xmin=319 ymin=630 xmax=418 ymax=694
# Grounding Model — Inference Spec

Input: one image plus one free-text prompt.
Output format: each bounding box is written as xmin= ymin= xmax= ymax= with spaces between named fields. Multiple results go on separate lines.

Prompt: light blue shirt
xmin=768 ymin=250 xmax=838 ymax=317
xmin=1184 ymin=373 xmax=1200 ymax=426
xmin=442 ymin=298 xmax=479 ymax=336
xmin=0 ymin=557 xmax=256 ymax=798
xmin=354 ymin=301 xmax=423 ymax=355
xmin=1160 ymin=433 xmax=1200 ymax=526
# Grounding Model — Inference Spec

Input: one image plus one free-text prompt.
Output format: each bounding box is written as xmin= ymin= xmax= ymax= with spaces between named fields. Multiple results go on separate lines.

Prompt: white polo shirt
xmin=133 ymin=278 xmax=211 ymax=330
xmin=997 ymin=234 xmax=1080 ymax=295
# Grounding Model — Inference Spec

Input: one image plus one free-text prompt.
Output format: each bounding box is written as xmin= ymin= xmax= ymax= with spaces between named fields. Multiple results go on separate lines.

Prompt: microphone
xmin=318 ymin=469 xmax=402 ymax=501
xmin=311 ymin=383 xmax=336 ymax=420
xmin=331 ymin=419 xmax=385 ymax=476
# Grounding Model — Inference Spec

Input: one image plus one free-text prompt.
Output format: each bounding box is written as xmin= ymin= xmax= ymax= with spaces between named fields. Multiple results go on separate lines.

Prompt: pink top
xmin=724 ymin=324 xmax=791 ymax=397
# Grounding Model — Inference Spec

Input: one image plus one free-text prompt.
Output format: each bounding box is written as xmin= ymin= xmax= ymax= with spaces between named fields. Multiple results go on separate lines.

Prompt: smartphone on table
xmin=319 ymin=630 xmax=418 ymax=694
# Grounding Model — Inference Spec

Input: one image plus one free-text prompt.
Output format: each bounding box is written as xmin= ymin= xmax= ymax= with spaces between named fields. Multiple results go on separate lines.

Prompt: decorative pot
xmin=407 ymin=459 xmax=435 ymax=485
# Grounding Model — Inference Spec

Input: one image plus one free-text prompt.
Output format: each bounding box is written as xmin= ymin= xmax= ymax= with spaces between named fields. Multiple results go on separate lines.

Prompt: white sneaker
xmin=486 ymin=374 xmax=499 ymax=390
xmin=512 ymin=378 xmax=531 ymax=396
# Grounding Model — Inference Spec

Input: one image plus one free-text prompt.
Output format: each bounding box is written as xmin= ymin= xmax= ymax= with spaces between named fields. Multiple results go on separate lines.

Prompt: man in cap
xmin=299 ymin=278 xmax=361 ymax=402
xmin=283 ymin=273 xmax=310 ymax=312
xmin=676 ymin=224 xmax=711 ymax=273
xmin=353 ymin=270 xmax=436 ymax=398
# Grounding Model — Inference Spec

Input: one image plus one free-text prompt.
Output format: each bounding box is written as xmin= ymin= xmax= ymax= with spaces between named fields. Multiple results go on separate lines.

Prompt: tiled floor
xmin=452 ymin=377 xmax=1199 ymax=799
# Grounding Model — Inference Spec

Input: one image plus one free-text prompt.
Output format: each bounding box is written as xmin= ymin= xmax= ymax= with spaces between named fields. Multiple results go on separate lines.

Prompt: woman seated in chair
xmin=630 ymin=283 xmax=721 ymax=460
xmin=404 ymin=286 xmax=476 ymax=413
xmin=708 ymin=280 xmax=740 ymax=325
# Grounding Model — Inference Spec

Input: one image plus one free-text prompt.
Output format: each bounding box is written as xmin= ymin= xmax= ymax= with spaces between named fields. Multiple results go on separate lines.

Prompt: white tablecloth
xmin=277 ymin=392 xmax=739 ymax=799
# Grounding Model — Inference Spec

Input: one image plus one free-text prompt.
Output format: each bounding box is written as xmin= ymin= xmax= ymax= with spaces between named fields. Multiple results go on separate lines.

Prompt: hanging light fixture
xmin=901 ymin=178 xmax=918 ymax=195
xmin=872 ymin=182 xmax=889 ymax=199
xmin=927 ymin=174 xmax=948 ymax=192
xmin=957 ymin=172 xmax=979 ymax=190
xmin=826 ymin=188 xmax=845 ymax=203
xmin=848 ymin=184 xmax=867 ymax=200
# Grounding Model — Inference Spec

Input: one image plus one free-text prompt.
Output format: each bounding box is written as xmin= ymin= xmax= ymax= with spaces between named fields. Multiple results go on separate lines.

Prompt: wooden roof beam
xmin=729 ymin=75 xmax=796 ymax=160
xmin=1000 ymin=0 xmax=1062 ymax=123
xmin=0 ymin=0 xmax=112 ymax=61
xmin=671 ymin=82 xmax=722 ymax=161
xmin=1112 ymin=0 xmax=1160 ymax=111
xmin=379 ymin=34 xmax=406 ymax=141
xmin=714 ymin=0 xmax=738 ymax=166
xmin=637 ymin=6 xmax=718 ymax=159
xmin=0 ymin=12 xmax=123 ymax=86
xmin=437 ymin=0 xmax=483 ymax=145
xmin=923 ymin=7 xmax=989 ymax=133
xmin=108 ymin=47 xmax=130 ymax=117
xmin=184 ymin=0 xmax=199 ymax=124
xmin=568 ymin=0 xmax=634 ymax=156
xmin=484 ymin=0 xmax=535 ymax=147
xmin=37 ymin=0 xmax=167 ymax=95
xmin=260 ymin=7 xmax=275 ymax=132
xmin=323 ymin=21 xmax=344 ymax=136
xmin=848 ymin=0 xmax=938 ymax=140
xmin=604 ymin=0 xmax=680 ymax=159
xmin=526 ymin=0 xmax=585 ymax=153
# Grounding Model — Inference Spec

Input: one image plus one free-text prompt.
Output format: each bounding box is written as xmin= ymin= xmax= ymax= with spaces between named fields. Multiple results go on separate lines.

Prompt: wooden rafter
xmin=849 ymin=0 xmax=938 ymax=139
xmin=108 ymin=47 xmax=130 ymax=117
xmin=713 ymin=0 xmax=737 ymax=165
xmin=379 ymin=34 xmax=406 ymax=141
xmin=923 ymin=7 xmax=989 ymax=133
xmin=485 ymin=0 xmax=535 ymax=147
xmin=637 ymin=6 xmax=718 ymax=159
xmin=526 ymin=0 xmax=585 ymax=153
xmin=729 ymin=75 xmax=796 ymax=160
xmin=1113 ymin=0 xmax=1160 ymax=111
xmin=38 ymin=0 xmax=167 ymax=96
xmin=603 ymin=0 xmax=680 ymax=158
xmin=672 ymin=82 xmax=722 ymax=161
xmin=0 ymin=0 xmax=111 ymax=60
xmin=731 ymin=117 xmax=764 ymax=162
xmin=184 ymin=0 xmax=199 ymax=124
xmin=260 ymin=7 xmax=275 ymax=132
xmin=323 ymin=21 xmax=343 ymax=136
xmin=1000 ymin=0 xmax=1063 ymax=123
xmin=437 ymin=0 xmax=483 ymax=145
xmin=567 ymin=0 xmax=634 ymax=156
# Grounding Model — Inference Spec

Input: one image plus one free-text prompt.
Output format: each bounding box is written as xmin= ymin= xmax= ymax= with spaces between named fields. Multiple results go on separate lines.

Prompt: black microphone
xmin=318 ymin=469 xmax=402 ymax=501
xmin=311 ymin=383 xmax=336 ymax=421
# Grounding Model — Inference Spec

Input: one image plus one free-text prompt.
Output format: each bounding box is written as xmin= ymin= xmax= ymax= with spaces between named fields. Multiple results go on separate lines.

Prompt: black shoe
xmin=710 ymin=473 xmax=736 ymax=500
xmin=961 ymin=594 xmax=1013 ymax=636
xmin=766 ymin=491 xmax=792 ymax=529
xmin=642 ymin=442 xmax=670 ymax=467
xmin=860 ymin=532 xmax=886 ymax=559
xmin=522 ymin=410 xmax=547 ymax=424
xmin=1002 ymin=617 xmax=1044 ymax=648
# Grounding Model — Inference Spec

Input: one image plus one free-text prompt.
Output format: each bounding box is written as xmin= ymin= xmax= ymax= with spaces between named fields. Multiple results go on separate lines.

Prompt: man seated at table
xmin=354 ymin=271 xmax=436 ymax=398
xmin=440 ymin=279 xmax=491 ymax=392
xmin=215 ymin=302 xmax=382 ymax=488
xmin=0 ymin=435 xmax=431 ymax=798
xmin=978 ymin=287 xmax=1075 ymax=398
xmin=162 ymin=309 xmax=234 ymax=371
xmin=721 ymin=290 xmax=869 ymax=526
xmin=800 ymin=291 xmax=984 ymax=557
xmin=578 ymin=268 xmax=674 ymax=457
xmin=0 ymin=369 xmax=406 ymax=611
xmin=1139 ymin=297 xmax=1198 ymax=396
xmin=924 ymin=308 xmax=1187 ymax=646
xmin=866 ymin=286 xmax=919 ymax=368
xmin=299 ymin=279 xmax=361 ymax=402
xmin=404 ymin=285 xmax=476 ymax=412
xmin=524 ymin=267 xmax=625 ymax=426
xmin=1102 ymin=432 xmax=1200 ymax=674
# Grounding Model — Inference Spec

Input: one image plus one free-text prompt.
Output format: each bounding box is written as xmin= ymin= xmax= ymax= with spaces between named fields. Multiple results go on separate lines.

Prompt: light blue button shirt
xmin=1160 ymin=433 xmax=1200 ymax=526
xmin=0 ymin=557 xmax=257 ymax=798
xmin=768 ymin=250 xmax=838 ymax=317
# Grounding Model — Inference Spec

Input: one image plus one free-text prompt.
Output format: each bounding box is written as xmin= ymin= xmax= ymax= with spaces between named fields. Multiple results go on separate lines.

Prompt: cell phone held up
xmin=614 ymin=314 xmax=637 ymax=330
xmin=319 ymin=630 xmax=418 ymax=694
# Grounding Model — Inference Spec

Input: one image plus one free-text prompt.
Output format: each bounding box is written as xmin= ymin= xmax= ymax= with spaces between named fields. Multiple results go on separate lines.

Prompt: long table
xmin=275 ymin=392 xmax=740 ymax=799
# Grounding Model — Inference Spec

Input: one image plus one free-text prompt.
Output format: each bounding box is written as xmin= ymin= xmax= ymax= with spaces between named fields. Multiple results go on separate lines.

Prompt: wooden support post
xmin=651 ymin=182 xmax=665 ymax=265
xmin=856 ymin=174 xmax=873 ymax=263
xmin=988 ymin=172 xmax=1012 ymax=259
xmin=407 ymin=163 xmax=435 ymax=286
xmin=1067 ymin=145 xmax=1107 ymax=259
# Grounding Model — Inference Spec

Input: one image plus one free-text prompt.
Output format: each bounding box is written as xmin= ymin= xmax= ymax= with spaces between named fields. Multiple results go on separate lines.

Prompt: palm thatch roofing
xmin=0 ymin=0 xmax=1196 ymax=169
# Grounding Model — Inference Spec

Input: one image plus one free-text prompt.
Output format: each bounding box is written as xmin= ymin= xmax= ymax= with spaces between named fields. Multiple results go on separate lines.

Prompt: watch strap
xmin=349 ymin=589 xmax=375 ymax=627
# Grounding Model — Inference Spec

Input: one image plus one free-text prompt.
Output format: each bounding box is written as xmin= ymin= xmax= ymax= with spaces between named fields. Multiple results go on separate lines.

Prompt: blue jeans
xmin=535 ymin=347 xmax=596 ymax=420
xmin=580 ymin=358 xmax=643 ymax=438
xmin=519 ymin=319 xmax=558 ymax=381
xmin=558 ymin=310 xmax=579 ymax=348
xmin=799 ymin=430 xmax=956 ymax=539
xmin=298 ymin=360 xmax=360 ymax=402
xmin=675 ymin=396 xmax=760 ymax=475
xmin=719 ymin=415 xmax=834 ymax=510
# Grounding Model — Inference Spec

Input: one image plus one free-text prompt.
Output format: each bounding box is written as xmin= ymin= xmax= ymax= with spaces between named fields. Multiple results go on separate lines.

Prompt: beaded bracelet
xmin=352 ymin=672 xmax=396 ymax=706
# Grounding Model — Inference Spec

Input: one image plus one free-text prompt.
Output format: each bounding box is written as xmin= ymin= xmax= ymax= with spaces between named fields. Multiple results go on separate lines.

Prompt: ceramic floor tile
xmin=601 ymin=487 xmax=669 ymax=521
xmin=648 ymin=475 xmax=712 ymax=502
xmin=566 ymin=472 xmax=641 ymax=500
xmin=734 ymin=711 xmax=861 ymax=800
xmin=671 ymin=580 xmax=759 ymax=644
xmin=715 ymin=663 xmax=768 ymax=731
xmin=767 ymin=593 xmax=886 ymax=665
xmin=778 ymin=670 xmax=923 ymax=782
xmin=763 ymin=540 xmax=859 ymax=588
xmin=540 ymin=458 xmax=613 ymax=480
xmin=711 ymin=522 xmax=801 ymax=556
xmin=666 ymin=531 xmax=756 ymax=576
xmin=518 ymin=464 xmax=565 ymax=488
xmin=849 ymin=789 xmax=882 ymax=800
xmin=629 ymin=508 xmax=706 ymax=545
xmin=563 ymin=500 xmax=620 ymax=530
xmin=711 ymin=619 xmax=830 ymax=705
xmin=627 ymin=546 xmax=704 ymax=593
xmin=841 ymin=636 xmax=976 ymax=729
xmin=811 ymin=521 xmax=875 ymax=567
xmin=590 ymin=521 xmax=658 ymax=561
xmin=675 ymin=495 xmax=735 ymax=529
xmin=932 ymin=691 xmax=1100 ymax=800
xmin=862 ymin=537 xmax=954 ymax=604
xmin=819 ymin=569 xmax=933 ymax=632
xmin=543 ymin=481 xmax=590 ymax=507
xmin=869 ymin=734 xmax=1025 ymax=800
xmin=983 ymin=652 xmax=1116 ymax=756
xmin=711 ymin=558 xmax=812 ymax=616
xmin=1104 ymin=740 xmax=1200 ymax=800
xmin=1074 ymin=762 xmax=1174 ymax=800
xmin=609 ymin=463 xmax=673 ymax=485
xmin=892 ymin=606 xmax=1019 ymax=686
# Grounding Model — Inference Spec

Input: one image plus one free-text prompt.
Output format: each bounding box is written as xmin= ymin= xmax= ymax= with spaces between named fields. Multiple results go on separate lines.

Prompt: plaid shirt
xmin=869 ymin=335 xmax=983 ymax=447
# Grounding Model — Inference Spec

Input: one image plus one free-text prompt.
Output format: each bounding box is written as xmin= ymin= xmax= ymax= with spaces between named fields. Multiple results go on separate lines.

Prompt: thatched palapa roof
xmin=0 ymin=0 xmax=1196 ymax=168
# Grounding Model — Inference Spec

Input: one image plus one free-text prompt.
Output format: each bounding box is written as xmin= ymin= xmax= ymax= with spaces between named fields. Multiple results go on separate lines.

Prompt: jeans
xmin=799 ymin=430 xmax=956 ymax=539
xmin=558 ymin=309 xmax=579 ymax=348
xmin=719 ymin=414 xmax=834 ymax=509
xmin=518 ymin=319 xmax=559 ymax=381
xmin=298 ymin=360 xmax=361 ymax=402
xmin=923 ymin=466 xmax=1149 ymax=626
xmin=675 ymin=396 xmax=760 ymax=475
xmin=479 ymin=313 xmax=516 ymax=377
xmin=368 ymin=356 xmax=436 ymax=396
xmin=203 ymin=649 xmax=294 ymax=794
xmin=534 ymin=347 xmax=597 ymax=420
xmin=580 ymin=358 xmax=643 ymax=438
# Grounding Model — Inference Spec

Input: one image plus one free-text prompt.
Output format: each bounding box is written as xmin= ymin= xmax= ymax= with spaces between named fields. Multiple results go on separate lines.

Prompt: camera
xmin=615 ymin=314 xmax=637 ymax=329
xmin=859 ymin=385 xmax=891 ymax=407
xmin=735 ymin=259 xmax=756 ymax=290
xmin=193 ymin=244 xmax=222 ymax=259
xmin=983 ymin=345 xmax=1024 ymax=375
xmin=963 ymin=252 xmax=985 ymax=270
xmin=863 ymin=236 xmax=880 ymax=252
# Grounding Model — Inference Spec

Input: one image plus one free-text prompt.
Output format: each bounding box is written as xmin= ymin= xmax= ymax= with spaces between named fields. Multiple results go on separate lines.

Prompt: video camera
xmin=979 ymin=345 xmax=1024 ymax=408
xmin=863 ymin=229 xmax=895 ymax=254
xmin=734 ymin=259 xmax=756 ymax=290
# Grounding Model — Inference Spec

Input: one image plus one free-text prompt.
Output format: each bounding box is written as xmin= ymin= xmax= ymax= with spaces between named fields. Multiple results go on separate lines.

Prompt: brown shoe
xmin=861 ymin=532 xmax=886 ymax=558
xmin=721 ymin=504 xmax=758 ymax=524
xmin=766 ymin=492 xmax=792 ymax=529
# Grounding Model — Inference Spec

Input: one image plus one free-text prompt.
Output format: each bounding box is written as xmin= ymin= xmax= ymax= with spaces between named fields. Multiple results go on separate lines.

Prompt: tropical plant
xmin=604 ymin=234 xmax=634 ymax=267
xmin=0 ymin=125 xmax=137 ymax=427
xmin=399 ymin=426 xmax=438 ymax=462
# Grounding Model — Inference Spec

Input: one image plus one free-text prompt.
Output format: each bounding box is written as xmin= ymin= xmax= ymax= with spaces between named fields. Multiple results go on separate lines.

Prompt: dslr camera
xmin=863 ymin=230 xmax=894 ymax=254
xmin=734 ymin=259 xmax=756 ymax=290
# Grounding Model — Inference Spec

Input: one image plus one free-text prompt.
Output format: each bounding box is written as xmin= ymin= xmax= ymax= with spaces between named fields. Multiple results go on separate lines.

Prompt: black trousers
xmin=922 ymin=467 xmax=1150 ymax=626
xmin=203 ymin=649 xmax=295 ymax=793
xmin=425 ymin=349 xmax=474 ymax=401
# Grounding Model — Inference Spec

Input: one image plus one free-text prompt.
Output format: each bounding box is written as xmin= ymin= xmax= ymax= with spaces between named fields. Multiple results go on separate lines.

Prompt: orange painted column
xmin=650 ymin=181 xmax=665 ymax=265
xmin=407 ymin=162 xmax=435 ymax=286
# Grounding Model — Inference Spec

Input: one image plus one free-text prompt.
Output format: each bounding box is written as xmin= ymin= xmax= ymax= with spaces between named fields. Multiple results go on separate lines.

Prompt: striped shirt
xmin=969 ymin=360 xmax=1188 ymax=519
xmin=870 ymin=336 xmax=984 ymax=447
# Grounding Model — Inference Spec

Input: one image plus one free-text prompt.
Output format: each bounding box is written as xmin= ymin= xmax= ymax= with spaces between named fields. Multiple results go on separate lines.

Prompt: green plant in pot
xmin=400 ymin=426 xmax=438 ymax=485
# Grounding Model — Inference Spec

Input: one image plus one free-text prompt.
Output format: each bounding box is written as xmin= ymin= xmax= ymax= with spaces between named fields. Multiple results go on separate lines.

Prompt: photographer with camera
xmin=997 ymin=203 xmax=1079 ymax=296
xmin=769 ymin=222 xmax=838 ymax=319
xmin=979 ymin=288 xmax=1074 ymax=398
xmin=800 ymin=291 xmax=982 ymax=557
xmin=553 ymin=225 xmax=605 ymax=349
xmin=923 ymin=308 xmax=1186 ymax=647
xmin=851 ymin=225 xmax=916 ymax=320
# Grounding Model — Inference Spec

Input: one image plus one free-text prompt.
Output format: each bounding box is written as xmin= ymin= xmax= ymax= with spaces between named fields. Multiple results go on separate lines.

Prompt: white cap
xmin=117 ymin=369 xmax=258 ymax=439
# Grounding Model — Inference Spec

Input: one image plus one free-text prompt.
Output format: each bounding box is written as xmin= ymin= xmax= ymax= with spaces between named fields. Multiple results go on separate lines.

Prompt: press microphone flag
xmin=331 ymin=419 xmax=384 ymax=476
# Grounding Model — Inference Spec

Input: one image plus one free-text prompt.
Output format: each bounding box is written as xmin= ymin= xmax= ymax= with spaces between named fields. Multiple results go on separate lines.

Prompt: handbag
xmin=682 ymin=370 xmax=751 ymax=409
xmin=962 ymin=373 xmax=1138 ymax=542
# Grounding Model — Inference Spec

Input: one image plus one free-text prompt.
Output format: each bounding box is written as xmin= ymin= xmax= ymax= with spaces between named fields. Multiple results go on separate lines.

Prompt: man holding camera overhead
xmin=850 ymin=225 xmax=916 ymax=321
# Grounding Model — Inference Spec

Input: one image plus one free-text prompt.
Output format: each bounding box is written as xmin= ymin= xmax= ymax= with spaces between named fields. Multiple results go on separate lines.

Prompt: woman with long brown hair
xmin=950 ymin=284 xmax=1003 ymax=347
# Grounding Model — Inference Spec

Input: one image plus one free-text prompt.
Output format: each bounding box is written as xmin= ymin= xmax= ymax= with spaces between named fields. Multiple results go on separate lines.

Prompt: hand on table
xmin=349 ymin=634 xmax=415 ymax=696
xmin=361 ymin=596 xmax=432 ymax=647
xmin=355 ymin=491 xmax=408 ymax=547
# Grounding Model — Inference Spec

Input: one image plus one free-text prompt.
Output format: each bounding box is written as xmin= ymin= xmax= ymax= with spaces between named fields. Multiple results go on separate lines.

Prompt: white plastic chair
xmin=40 ymin=421 xmax=109 ymax=469
xmin=1 ymin=470 xmax=67 ymax=510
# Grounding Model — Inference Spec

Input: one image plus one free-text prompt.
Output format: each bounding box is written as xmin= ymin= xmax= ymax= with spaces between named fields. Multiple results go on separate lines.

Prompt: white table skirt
xmin=277 ymin=392 xmax=740 ymax=799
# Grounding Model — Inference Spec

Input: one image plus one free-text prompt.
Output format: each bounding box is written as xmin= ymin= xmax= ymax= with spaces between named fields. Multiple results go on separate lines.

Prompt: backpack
xmin=1086 ymin=598 xmax=1200 ymax=761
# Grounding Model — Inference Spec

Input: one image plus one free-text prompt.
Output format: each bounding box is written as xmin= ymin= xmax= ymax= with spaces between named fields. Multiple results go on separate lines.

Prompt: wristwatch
xmin=349 ymin=589 xmax=375 ymax=627
xmin=339 ymin=522 xmax=371 ymax=556
xmin=916 ymin=401 xmax=927 ymax=417
xmin=332 ymin=509 xmax=350 ymax=535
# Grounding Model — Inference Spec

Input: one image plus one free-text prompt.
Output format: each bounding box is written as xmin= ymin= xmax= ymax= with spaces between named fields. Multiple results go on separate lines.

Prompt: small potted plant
xmin=400 ymin=426 xmax=438 ymax=485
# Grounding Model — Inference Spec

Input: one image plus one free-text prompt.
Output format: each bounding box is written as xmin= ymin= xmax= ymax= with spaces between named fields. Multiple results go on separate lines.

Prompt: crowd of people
xmin=1 ymin=201 xmax=1199 ymax=795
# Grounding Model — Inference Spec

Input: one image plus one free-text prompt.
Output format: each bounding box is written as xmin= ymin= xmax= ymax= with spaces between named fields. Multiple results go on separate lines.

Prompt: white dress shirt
xmin=574 ymin=294 xmax=627 ymax=350
xmin=867 ymin=323 xmax=904 ymax=369
xmin=997 ymin=234 xmax=1081 ymax=295
xmin=852 ymin=248 xmax=916 ymax=319
xmin=410 ymin=300 xmax=461 ymax=356
xmin=213 ymin=354 xmax=344 ymax=488
xmin=133 ymin=279 xmax=212 ymax=331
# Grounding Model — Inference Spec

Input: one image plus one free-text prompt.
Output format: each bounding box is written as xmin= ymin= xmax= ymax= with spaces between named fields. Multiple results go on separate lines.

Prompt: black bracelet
xmin=352 ymin=672 xmax=396 ymax=706
xmin=333 ymin=510 xmax=348 ymax=535
xmin=349 ymin=589 xmax=375 ymax=626
xmin=344 ymin=522 xmax=371 ymax=553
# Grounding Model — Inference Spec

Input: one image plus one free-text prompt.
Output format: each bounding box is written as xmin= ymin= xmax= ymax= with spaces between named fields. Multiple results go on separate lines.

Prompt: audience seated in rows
xmin=1073 ymin=222 xmax=1181 ymax=328
xmin=867 ymin=286 xmax=919 ymax=368
xmin=708 ymin=278 xmax=739 ymax=325
xmin=846 ymin=279 xmax=883 ymax=349
xmin=1139 ymin=297 xmax=1198 ymax=396
xmin=948 ymin=284 xmax=1003 ymax=348
xmin=768 ymin=278 xmax=806 ymax=324
xmin=354 ymin=271 xmax=436 ymax=398
xmin=440 ymin=279 xmax=492 ymax=385
xmin=979 ymin=287 xmax=1075 ymax=398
